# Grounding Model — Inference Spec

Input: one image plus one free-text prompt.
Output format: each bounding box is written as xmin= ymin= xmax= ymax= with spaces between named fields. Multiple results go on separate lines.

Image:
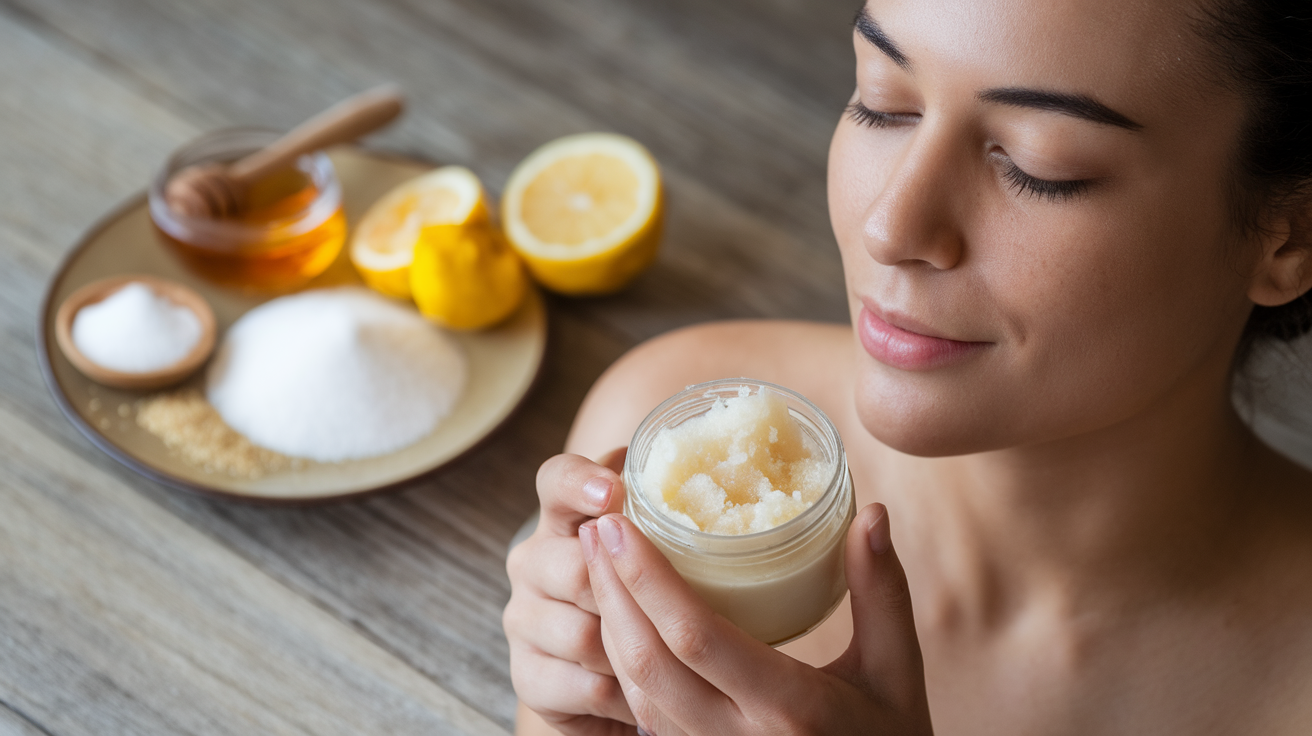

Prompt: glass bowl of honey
xmin=149 ymin=128 xmax=347 ymax=291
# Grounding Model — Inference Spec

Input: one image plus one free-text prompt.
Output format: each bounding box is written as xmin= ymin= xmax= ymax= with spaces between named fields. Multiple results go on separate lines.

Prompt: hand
xmin=504 ymin=449 xmax=639 ymax=734
xmin=579 ymin=503 xmax=933 ymax=735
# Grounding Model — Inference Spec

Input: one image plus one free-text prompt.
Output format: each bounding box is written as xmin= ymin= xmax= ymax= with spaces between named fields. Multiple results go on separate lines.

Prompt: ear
xmin=1249 ymin=202 xmax=1312 ymax=307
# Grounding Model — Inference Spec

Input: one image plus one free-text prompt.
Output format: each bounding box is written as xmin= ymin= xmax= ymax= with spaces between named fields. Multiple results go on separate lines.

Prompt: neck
xmin=883 ymin=358 xmax=1262 ymax=630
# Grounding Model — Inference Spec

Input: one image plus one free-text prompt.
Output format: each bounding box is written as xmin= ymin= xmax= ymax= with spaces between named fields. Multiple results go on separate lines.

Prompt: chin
xmin=852 ymin=365 xmax=1022 ymax=458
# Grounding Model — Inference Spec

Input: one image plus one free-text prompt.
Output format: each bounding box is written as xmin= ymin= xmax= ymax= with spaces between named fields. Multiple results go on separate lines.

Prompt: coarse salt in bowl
xmin=72 ymin=282 xmax=203 ymax=373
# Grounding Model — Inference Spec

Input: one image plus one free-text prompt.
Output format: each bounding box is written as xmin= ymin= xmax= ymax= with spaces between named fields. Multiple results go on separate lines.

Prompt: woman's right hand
xmin=505 ymin=449 xmax=637 ymax=734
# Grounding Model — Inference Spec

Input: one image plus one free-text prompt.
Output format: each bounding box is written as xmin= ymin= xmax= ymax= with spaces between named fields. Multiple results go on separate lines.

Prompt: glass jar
xmin=623 ymin=378 xmax=855 ymax=646
xmin=148 ymin=128 xmax=346 ymax=291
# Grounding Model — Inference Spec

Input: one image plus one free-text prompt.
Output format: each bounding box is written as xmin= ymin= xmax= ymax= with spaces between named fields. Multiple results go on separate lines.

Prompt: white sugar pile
xmin=206 ymin=287 xmax=466 ymax=462
xmin=72 ymin=282 xmax=202 ymax=373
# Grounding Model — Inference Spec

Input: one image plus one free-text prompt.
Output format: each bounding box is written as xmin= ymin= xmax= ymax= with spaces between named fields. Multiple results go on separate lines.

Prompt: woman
xmin=505 ymin=0 xmax=1312 ymax=732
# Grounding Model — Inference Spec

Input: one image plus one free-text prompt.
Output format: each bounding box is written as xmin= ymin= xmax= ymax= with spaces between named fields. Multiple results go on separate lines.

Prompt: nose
xmin=862 ymin=125 xmax=964 ymax=270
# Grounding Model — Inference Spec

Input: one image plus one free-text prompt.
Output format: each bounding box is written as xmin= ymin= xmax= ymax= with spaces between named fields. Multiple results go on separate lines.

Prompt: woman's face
xmin=831 ymin=0 xmax=1258 ymax=455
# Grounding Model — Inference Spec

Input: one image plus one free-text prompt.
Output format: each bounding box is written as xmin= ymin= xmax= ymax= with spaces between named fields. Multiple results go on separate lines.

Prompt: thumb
xmin=826 ymin=503 xmax=927 ymax=710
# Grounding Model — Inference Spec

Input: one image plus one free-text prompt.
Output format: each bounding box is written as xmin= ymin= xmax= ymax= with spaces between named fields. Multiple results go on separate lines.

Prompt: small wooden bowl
xmin=55 ymin=275 xmax=217 ymax=391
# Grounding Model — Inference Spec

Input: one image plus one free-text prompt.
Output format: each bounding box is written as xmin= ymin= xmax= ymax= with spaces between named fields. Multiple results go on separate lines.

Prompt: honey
xmin=150 ymin=129 xmax=347 ymax=292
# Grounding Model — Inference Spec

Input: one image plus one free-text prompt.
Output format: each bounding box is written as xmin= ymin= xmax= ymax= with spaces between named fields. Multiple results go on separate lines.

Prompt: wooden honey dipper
xmin=165 ymin=85 xmax=405 ymax=219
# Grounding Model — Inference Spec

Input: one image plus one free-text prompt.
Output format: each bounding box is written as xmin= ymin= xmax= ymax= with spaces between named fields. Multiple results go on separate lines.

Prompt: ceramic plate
xmin=38 ymin=147 xmax=547 ymax=503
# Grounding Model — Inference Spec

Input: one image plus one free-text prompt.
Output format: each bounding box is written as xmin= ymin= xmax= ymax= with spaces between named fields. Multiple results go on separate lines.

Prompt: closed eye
xmin=845 ymin=101 xmax=919 ymax=129
xmin=998 ymin=159 xmax=1091 ymax=203
xmin=847 ymin=99 xmax=1091 ymax=203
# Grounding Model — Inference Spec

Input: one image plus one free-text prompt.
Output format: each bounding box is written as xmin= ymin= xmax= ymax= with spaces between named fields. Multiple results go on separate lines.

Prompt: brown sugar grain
xmin=136 ymin=389 xmax=301 ymax=478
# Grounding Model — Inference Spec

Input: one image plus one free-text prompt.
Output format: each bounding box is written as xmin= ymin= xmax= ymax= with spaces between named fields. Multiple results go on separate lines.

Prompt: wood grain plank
xmin=6 ymin=0 xmax=857 ymax=237
xmin=0 ymin=5 xmax=192 ymax=251
xmin=0 ymin=400 xmax=506 ymax=736
xmin=0 ymin=9 xmax=512 ymax=732
xmin=374 ymin=0 xmax=857 ymax=235
xmin=0 ymin=3 xmax=193 ymax=453
xmin=0 ymin=702 xmax=53 ymax=736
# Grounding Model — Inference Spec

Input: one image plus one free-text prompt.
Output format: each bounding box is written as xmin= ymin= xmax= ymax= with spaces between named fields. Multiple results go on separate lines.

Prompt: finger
xmin=516 ymin=702 xmax=635 ymax=736
xmin=508 ymin=535 xmax=598 ymax=613
xmin=537 ymin=454 xmax=627 ymax=537
xmin=598 ymin=611 xmax=688 ymax=736
xmin=581 ymin=519 xmax=741 ymax=734
xmin=510 ymin=640 xmax=636 ymax=727
xmin=591 ymin=514 xmax=794 ymax=705
xmin=826 ymin=503 xmax=927 ymax=710
xmin=503 ymin=594 xmax=613 ymax=676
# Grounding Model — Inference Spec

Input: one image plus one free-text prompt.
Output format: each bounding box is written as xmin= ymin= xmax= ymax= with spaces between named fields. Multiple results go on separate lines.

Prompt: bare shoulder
xmin=564 ymin=320 xmax=854 ymax=460
xmin=1237 ymin=446 xmax=1312 ymax=731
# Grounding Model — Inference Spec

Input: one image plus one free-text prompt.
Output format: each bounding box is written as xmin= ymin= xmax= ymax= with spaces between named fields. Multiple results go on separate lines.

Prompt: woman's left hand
xmin=578 ymin=503 xmax=933 ymax=736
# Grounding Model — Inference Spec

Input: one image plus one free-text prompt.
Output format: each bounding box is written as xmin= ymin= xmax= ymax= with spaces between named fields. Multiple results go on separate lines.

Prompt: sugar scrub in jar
xmin=623 ymin=378 xmax=855 ymax=646
xmin=149 ymin=128 xmax=346 ymax=291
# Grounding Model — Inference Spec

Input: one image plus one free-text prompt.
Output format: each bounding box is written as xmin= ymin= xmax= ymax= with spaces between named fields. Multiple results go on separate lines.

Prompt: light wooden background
xmin=0 ymin=0 xmax=860 ymax=733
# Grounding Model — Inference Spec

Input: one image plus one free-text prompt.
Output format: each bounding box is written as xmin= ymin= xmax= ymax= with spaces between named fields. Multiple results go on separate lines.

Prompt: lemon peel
xmin=409 ymin=223 xmax=528 ymax=330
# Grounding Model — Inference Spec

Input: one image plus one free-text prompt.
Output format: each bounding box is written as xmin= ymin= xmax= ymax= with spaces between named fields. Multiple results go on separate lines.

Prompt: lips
xmin=857 ymin=306 xmax=989 ymax=371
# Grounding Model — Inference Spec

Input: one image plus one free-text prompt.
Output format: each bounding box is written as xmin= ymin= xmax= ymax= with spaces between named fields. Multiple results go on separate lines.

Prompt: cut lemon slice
xmin=350 ymin=166 xmax=487 ymax=299
xmin=502 ymin=133 xmax=663 ymax=295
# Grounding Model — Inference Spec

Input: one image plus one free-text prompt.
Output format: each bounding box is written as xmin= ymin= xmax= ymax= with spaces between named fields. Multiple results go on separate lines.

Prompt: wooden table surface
xmin=0 ymin=0 xmax=859 ymax=733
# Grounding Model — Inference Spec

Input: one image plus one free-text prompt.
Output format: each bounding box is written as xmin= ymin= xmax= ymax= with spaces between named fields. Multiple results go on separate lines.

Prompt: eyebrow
xmin=852 ymin=7 xmax=1144 ymax=132
xmin=853 ymin=7 xmax=909 ymax=70
xmin=979 ymin=88 xmax=1144 ymax=131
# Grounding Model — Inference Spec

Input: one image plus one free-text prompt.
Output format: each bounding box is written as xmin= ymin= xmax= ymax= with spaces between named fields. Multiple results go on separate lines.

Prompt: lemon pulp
xmin=502 ymin=133 xmax=662 ymax=295
xmin=521 ymin=154 xmax=640 ymax=244
xmin=350 ymin=166 xmax=486 ymax=299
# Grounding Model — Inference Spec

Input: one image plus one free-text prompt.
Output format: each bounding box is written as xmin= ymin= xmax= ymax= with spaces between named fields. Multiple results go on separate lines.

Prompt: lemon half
xmin=350 ymin=166 xmax=487 ymax=299
xmin=502 ymin=133 xmax=663 ymax=295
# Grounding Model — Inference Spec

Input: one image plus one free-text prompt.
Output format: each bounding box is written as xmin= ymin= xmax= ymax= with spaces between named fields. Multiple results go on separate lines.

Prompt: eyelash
xmin=999 ymin=160 xmax=1090 ymax=203
xmin=845 ymin=101 xmax=908 ymax=129
xmin=846 ymin=101 xmax=1092 ymax=204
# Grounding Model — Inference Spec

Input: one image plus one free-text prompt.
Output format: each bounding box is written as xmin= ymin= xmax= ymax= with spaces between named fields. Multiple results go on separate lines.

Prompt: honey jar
xmin=148 ymin=128 xmax=346 ymax=291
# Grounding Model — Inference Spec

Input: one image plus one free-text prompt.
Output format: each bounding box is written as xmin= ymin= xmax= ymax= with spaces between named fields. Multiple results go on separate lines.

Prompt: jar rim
xmin=147 ymin=127 xmax=342 ymax=246
xmin=623 ymin=377 xmax=848 ymax=552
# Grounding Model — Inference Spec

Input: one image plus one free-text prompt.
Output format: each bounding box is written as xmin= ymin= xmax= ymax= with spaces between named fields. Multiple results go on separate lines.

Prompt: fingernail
xmin=637 ymin=728 xmax=653 ymax=736
xmin=868 ymin=506 xmax=891 ymax=555
xmin=582 ymin=477 xmax=612 ymax=509
xmin=578 ymin=521 xmax=597 ymax=562
xmin=596 ymin=515 xmax=623 ymax=557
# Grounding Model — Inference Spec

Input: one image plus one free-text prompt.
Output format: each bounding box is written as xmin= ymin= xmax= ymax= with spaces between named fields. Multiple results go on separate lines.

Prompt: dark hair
xmin=1199 ymin=1 xmax=1312 ymax=357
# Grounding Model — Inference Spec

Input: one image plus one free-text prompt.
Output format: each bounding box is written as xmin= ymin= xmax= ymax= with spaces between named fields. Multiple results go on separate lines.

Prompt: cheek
xmin=994 ymin=179 xmax=1247 ymax=378
xmin=828 ymin=123 xmax=865 ymax=264
xmin=847 ymin=164 xmax=1254 ymax=455
xmin=948 ymin=191 xmax=1248 ymax=448
xmin=991 ymin=107 xmax=1260 ymax=391
xmin=828 ymin=121 xmax=893 ymax=312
